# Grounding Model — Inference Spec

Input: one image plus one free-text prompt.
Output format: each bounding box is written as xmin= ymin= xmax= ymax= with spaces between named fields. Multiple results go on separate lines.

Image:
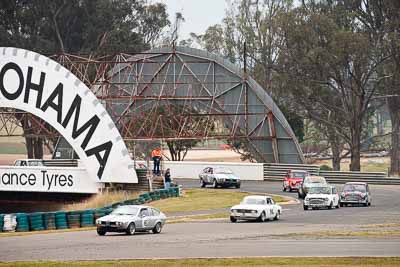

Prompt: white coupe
xmin=303 ymin=185 xmax=340 ymax=210
xmin=230 ymin=195 xmax=282 ymax=222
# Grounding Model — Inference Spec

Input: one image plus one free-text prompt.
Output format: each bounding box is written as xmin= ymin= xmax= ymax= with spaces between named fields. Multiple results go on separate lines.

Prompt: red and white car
xmin=282 ymin=170 xmax=309 ymax=192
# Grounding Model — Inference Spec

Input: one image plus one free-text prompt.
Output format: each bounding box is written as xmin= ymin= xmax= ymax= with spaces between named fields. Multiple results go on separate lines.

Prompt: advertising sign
xmin=0 ymin=166 xmax=100 ymax=193
xmin=0 ymin=47 xmax=137 ymax=183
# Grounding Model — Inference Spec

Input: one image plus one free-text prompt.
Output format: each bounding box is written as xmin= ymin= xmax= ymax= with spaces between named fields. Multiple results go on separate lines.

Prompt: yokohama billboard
xmin=0 ymin=47 xmax=137 ymax=184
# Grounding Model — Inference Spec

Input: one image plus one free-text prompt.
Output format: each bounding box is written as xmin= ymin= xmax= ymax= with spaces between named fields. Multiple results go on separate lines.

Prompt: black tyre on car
xmin=126 ymin=223 xmax=136 ymax=235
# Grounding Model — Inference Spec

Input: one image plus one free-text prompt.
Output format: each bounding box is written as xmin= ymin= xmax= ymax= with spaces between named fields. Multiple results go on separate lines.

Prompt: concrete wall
xmin=161 ymin=161 xmax=264 ymax=181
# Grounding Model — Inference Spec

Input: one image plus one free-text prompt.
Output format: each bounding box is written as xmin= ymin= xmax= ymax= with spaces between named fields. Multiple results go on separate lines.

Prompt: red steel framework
xmin=0 ymin=47 xmax=304 ymax=163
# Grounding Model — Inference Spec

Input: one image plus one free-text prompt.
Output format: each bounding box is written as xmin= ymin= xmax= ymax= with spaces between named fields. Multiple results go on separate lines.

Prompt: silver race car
xmin=96 ymin=205 xmax=166 ymax=236
xmin=199 ymin=167 xmax=241 ymax=188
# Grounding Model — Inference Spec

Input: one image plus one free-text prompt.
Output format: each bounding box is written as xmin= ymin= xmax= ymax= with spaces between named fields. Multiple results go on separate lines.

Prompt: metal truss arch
xmin=103 ymin=47 xmax=304 ymax=163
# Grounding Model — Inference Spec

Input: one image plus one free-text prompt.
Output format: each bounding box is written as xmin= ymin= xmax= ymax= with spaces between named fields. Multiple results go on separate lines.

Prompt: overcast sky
xmin=156 ymin=0 xmax=229 ymax=40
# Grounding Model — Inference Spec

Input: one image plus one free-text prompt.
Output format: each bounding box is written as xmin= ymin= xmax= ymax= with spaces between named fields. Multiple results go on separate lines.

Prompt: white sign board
xmin=0 ymin=166 xmax=100 ymax=193
xmin=0 ymin=47 xmax=137 ymax=183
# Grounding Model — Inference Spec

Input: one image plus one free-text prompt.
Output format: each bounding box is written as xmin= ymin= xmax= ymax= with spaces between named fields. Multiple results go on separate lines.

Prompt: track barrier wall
xmin=0 ymin=187 xmax=180 ymax=233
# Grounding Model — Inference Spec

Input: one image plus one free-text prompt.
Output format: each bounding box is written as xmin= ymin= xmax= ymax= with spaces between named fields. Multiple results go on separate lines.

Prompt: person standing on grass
xmin=151 ymin=147 xmax=162 ymax=175
xmin=164 ymin=168 xmax=171 ymax=189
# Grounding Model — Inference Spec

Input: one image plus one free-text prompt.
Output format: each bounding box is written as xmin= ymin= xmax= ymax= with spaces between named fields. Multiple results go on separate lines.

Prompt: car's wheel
xmin=283 ymin=186 xmax=286 ymax=192
xmin=328 ymin=202 xmax=333 ymax=209
xmin=303 ymin=205 xmax=308 ymax=211
xmin=368 ymin=201 xmax=371 ymax=206
xmin=235 ymin=184 xmax=240 ymax=189
xmin=97 ymin=228 xmax=106 ymax=236
xmin=274 ymin=211 xmax=280 ymax=220
xmin=152 ymin=222 xmax=162 ymax=234
xmin=340 ymin=202 xmax=344 ymax=207
xmin=230 ymin=216 xmax=237 ymax=223
xmin=289 ymin=188 xmax=293 ymax=192
xmin=126 ymin=223 xmax=136 ymax=235
xmin=259 ymin=211 xmax=267 ymax=222
xmin=200 ymin=179 xmax=206 ymax=188
xmin=213 ymin=179 xmax=218 ymax=188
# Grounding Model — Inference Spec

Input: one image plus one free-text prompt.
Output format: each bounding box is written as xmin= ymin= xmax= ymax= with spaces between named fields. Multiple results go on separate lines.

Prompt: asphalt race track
xmin=1 ymin=181 xmax=400 ymax=260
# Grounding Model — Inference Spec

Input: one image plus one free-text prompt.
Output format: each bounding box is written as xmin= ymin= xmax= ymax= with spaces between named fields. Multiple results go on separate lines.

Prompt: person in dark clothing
xmin=151 ymin=148 xmax=162 ymax=175
xmin=164 ymin=168 xmax=171 ymax=189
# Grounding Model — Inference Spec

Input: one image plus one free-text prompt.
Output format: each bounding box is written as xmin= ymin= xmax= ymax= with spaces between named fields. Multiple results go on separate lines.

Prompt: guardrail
xmin=264 ymin=163 xmax=400 ymax=185
xmin=263 ymin=163 xmax=320 ymax=182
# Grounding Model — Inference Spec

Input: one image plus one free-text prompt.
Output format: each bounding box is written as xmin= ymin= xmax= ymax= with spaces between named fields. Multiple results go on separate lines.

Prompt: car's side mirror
xmin=141 ymin=214 xmax=146 ymax=218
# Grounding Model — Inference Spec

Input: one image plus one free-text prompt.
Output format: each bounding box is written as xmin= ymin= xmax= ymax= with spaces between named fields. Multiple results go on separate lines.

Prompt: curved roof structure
xmin=101 ymin=46 xmax=304 ymax=163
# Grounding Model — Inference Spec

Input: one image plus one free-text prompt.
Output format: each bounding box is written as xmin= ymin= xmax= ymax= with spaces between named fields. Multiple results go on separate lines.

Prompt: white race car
xmin=303 ymin=185 xmax=340 ymax=210
xmin=230 ymin=195 xmax=282 ymax=222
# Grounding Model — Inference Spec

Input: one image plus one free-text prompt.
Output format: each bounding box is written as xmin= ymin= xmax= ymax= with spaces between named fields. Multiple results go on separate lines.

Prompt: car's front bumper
xmin=97 ymin=225 xmax=127 ymax=232
xmin=340 ymin=198 xmax=368 ymax=204
xmin=218 ymin=180 xmax=240 ymax=186
xmin=230 ymin=212 xmax=259 ymax=220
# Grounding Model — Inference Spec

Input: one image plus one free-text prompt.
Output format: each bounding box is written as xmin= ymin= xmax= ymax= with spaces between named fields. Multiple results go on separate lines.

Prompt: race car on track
xmin=303 ymin=185 xmax=340 ymax=210
xmin=282 ymin=170 xmax=309 ymax=192
xmin=199 ymin=167 xmax=241 ymax=188
xmin=96 ymin=205 xmax=166 ymax=236
xmin=298 ymin=175 xmax=327 ymax=199
xmin=340 ymin=182 xmax=371 ymax=207
xmin=230 ymin=195 xmax=281 ymax=222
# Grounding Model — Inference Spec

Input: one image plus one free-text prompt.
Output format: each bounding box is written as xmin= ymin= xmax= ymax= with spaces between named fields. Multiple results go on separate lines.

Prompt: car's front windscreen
xmin=292 ymin=172 xmax=306 ymax=179
xmin=215 ymin=168 xmax=233 ymax=174
xmin=308 ymin=187 xmax=331 ymax=194
xmin=242 ymin=198 xmax=266 ymax=205
xmin=111 ymin=207 xmax=139 ymax=215
xmin=305 ymin=177 xmax=325 ymax=184
xmin=343 ymin=184 xmax=366 ymax=193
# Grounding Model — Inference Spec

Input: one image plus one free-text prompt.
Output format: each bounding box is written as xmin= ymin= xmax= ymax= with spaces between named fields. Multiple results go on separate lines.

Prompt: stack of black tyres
xmin=159 ymin=189 xmax=168 ymax=199
xmin=80 ymin=209 xmax=94 ymax=227
xmin=122 ymin=200 xmax=134 ymax=205
xmin=29 ymin=212 xmax=44 ymax=231
xmin=55 ymin=211 xmax=68 ymax=229
xmin=139 ymin=193 xmax=152 ymax=202
xmin=94 ymin=208 xmax=106 ymax=221
xmin=67 ymin=211 xmax=81 ymax=228
xmin=16 ymin=213 xmax=29 ymax=232
xmin=0 ymin=214 xmax=3 ymax=232
xmin=44 ymin=212 xmax=56 ymax=230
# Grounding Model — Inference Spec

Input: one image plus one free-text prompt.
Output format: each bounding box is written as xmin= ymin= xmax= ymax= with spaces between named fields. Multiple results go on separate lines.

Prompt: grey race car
xmin=96 ymin=205 xmax=166 ymax=236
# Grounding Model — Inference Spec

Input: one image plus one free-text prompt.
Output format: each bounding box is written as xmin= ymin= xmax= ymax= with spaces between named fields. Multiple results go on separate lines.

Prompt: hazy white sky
xmin=156 ymin=0 xmax=229 ymax=40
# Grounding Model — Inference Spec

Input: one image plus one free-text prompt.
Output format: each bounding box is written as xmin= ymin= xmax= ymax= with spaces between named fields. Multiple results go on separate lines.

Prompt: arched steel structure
xmin=0 ymin=46 xmax=304 ymax=163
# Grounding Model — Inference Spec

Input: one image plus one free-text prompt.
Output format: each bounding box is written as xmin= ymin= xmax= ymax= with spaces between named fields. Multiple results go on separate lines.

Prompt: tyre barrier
xmin=55 ymin=211 xmax=68 ymax=229
xmin=139 ymin=193 xmax=152 ymax=203
xmin=44 ymin=212 xmax=56 ymax=230
xmin=67 ymin=211 xmax=81 ymax=229
xmin=80 ymin=209 xmax=95 ymax=227
xmin=29 ymin=212 xmax=45 ymax=231
xmin=2 ymin=188 xmax=181 ymax=233
xmin=0 ymin=214 xmax=3 ymax=232
xmin=16 ymin=213 xmax=29 ymax=232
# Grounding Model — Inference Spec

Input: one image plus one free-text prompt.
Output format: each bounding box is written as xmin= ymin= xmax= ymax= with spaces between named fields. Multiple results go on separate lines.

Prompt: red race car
xmin=282 ymin=170 xmax=309 ymax=192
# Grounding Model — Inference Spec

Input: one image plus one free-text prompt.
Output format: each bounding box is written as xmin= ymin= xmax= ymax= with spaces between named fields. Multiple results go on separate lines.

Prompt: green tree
xmin=0 ymin=0 xmax=169 ymax=158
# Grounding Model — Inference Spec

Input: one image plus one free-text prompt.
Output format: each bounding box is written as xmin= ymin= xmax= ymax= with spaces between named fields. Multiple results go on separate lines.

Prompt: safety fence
xmin=264 ymin=163 xmax=400 ymax=185
xmin=0 ymin=187 xmax=180 ymax=233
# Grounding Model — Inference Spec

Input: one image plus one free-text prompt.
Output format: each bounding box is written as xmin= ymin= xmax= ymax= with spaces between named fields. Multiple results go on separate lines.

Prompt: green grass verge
xmin=150 ymin=189 xmax=290 ymax=214
xmin=0 ymin=257 xmax=399 ymax=267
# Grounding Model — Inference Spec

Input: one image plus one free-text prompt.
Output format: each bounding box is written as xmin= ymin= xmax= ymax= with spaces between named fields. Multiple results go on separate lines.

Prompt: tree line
xmin=1 ymin=0 xmax=399 ymax=175
xmin=184 ymin=0 xmax=399 ymax=175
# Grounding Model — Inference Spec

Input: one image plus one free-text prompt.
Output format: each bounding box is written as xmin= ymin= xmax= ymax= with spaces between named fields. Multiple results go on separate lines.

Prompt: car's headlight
xmin=96 ymin=220 xmax=102 ymax=225
xmin=231 ymin=209 xmax=237 ymax=213
xmin=324 ymin=198 xmax=329 ymax=201
xmin=251 ymin=210 xmax=257 ymax=214
xmin=116 ymin=222 xmax=123 ymax=226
